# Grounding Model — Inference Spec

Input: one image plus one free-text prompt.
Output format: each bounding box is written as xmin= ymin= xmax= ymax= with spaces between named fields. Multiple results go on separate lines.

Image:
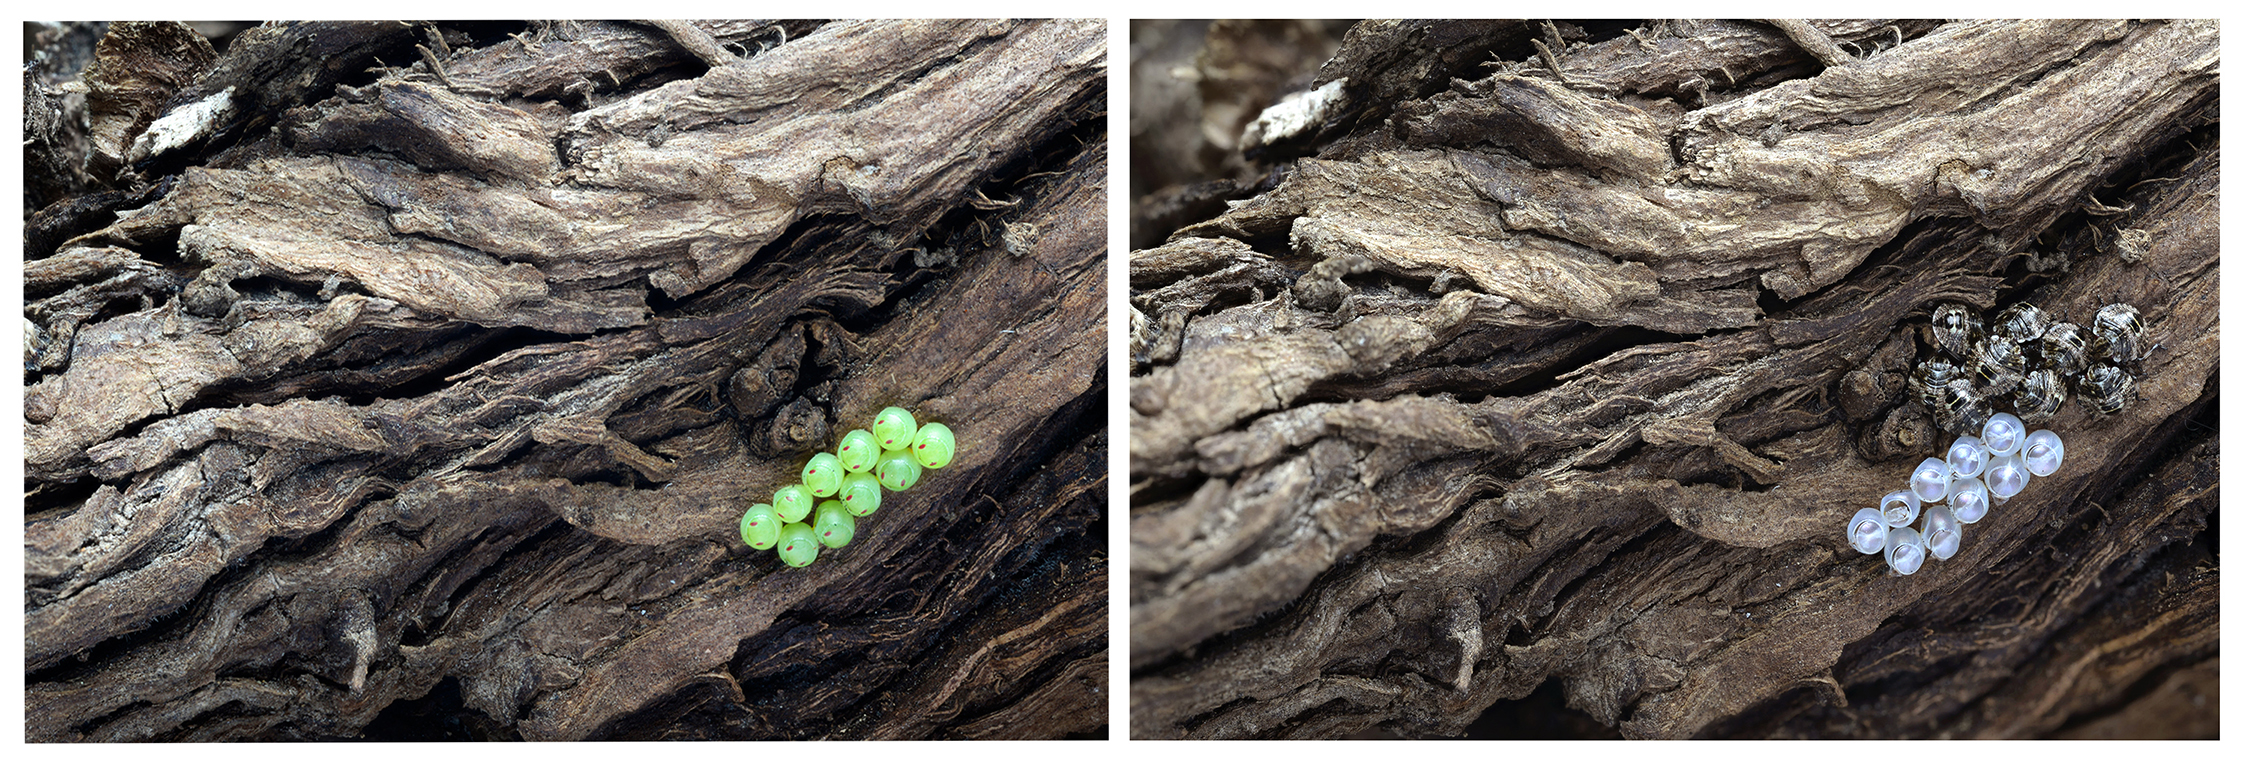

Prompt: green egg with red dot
xmin=773 ymin=484 xmax=813 ymax=523
xmin=876 ymin=449 xmax=921 ymax=492
xmin=840 ymin=472 xmax=882 ymax=516
xmin=814 ymin=501 xmax=856 ymax=549
xmin=912 ymin=422 xmax=955 ymax=469
xmin=776 ymin=522 xmax=820 ymax=568
xmin=872 ymin=406 xmax=917 ymax=451
xmin=837 ymin=429 xmax=880 ymax=473
xmin=739 ymin=504 xmax=781 ymax=550
xmin=802 ymin=452 xmax=844 ymax=497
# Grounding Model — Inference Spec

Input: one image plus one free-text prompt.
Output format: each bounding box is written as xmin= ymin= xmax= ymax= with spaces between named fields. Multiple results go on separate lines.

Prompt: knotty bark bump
xmin=1129 ymin=19 xmax=2215 ymax=739
xmin=26 ymin=20 xmax=1106 ymax=741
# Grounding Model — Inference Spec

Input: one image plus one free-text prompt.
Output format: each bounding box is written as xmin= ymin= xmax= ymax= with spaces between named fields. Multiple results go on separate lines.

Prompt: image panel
xmin=25 ymin=19 xmax=1107 ymax=741
xmin=1128 ymin=19 xmax=2215 ymax=739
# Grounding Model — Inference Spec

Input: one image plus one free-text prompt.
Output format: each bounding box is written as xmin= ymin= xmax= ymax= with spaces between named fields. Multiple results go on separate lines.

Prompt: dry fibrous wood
xmin=24 ymin=22 xmax=113 ymax=212
xmin=1128 ymin=20 xmax=1356 ymax=250
xmin=1128 ymin=19 xmax=2215 ymax=739
xmin=25 ymin=19 xmax=1107 ymax=741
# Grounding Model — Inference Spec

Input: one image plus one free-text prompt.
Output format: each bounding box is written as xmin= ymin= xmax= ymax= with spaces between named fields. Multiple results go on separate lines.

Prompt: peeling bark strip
xmin=25 ymin=20 xmax=1107 ymax=741
xmin=1129 ymin=19 xmax=2215 ymax=739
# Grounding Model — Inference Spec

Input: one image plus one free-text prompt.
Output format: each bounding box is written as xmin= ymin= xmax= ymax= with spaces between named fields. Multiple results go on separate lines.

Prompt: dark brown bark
xmin=25 ymin=19 xmax=1107 ymax=741
xmin=1129 ymin=19 xmax=2215 ymax=739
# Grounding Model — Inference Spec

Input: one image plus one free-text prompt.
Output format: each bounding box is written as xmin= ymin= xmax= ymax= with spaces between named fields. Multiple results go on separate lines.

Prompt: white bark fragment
xmin=1241 ymin=78 xmax=1346 ymax=153
xmin=128 ymin=86 xmax=235 ymax=164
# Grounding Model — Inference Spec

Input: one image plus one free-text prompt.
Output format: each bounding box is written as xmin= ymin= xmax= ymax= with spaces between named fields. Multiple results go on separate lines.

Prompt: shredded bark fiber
xmin=1129 ymin=19 xmax=2215 ymax=739
xmin=25 ymin=20 xmax=1106 ymax=741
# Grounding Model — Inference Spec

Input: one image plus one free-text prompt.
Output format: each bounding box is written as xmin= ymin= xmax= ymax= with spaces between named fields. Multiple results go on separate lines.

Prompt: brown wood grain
xmin=1129 ymin=18 xmax=2215 ymax=739
xmin=25 ymin=19 xmax=1107 ymax=741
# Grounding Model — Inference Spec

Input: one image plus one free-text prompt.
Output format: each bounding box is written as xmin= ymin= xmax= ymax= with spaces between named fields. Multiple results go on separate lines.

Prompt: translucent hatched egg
xmin=2022 ymin=429 xmax=2064 ymax=477
xmin=1848 ymin=508 xmax=1887 ymax=555
xmin=1982 ymin=412 xmax=2026 ymax=457
xmin=1911 ymin=457 xmax=1952 ymax=502
xmin=1945 ymin=436 xmax=1990 ymax=479
xmin=1886 ymin=526 xmax=1928 ymax=575
xmin=1879 ymin=489 xmax=1920 ymax=528
xmin=1947 ymin=476 xmax=1990 ymax=524
xmin=1923 ymin=505 xmax=1962 ymax=561
xmin=1986 ymin=453 xmax=2030 ymax=500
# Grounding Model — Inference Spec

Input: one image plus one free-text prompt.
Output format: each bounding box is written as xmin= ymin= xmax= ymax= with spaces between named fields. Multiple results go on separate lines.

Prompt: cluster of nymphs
xmin=1915 ymin=301 xmax=2147 ymax=435
xmin=1848 ymin=412 xmax=2066 ymax=575
xmin=738 ymin=407 xmax=956 ymax=568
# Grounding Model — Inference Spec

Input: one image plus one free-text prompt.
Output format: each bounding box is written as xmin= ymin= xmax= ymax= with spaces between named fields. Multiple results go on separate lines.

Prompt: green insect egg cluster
xmin=737 ymin=407 xmax=960 ymax=568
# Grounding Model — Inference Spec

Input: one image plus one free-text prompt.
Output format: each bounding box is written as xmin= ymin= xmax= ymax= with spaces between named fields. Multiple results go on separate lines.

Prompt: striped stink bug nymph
xmin=2091 ymin=303 xmax=2148 ymax=364
xmin=2015 ymin=369 xmax=2065 ymax=422
xmin=1929 ymin=303 xmax=1984 ymax=360
xmin=1914 ymin=359 xmax=1961 ymax=410
xmin=1992 ymin=302 xmax=2049 ymax=344
xmin=1938 ymin=380 xmax=1992 ymax=436
xmin=1974 ymin=336 xmax=2027 ymax=396
xmin=2039 ymin=321 xmax=2091 ymax=376
xmin=2080 ymin=364 xmax=2138 ymax=416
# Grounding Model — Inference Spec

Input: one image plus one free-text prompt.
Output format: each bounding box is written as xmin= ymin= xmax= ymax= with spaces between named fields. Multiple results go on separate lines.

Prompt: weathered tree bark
xmin=25 ymin=19 xmax=1108 ymax=740
xmin=1128 ymin=19 xmax=2215 ymax=739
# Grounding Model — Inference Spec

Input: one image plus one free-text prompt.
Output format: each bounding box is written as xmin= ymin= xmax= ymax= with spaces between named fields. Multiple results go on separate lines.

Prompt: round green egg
xmin=776 ymin=522 xmax=820 ymax=568
xmin=802 ymin=452 xmax=844 ymax=498
xmin=739 ymin=503 xmax=781 ymax=550
xmin=912 ymin=422 xmax=955 ymax=469
xmin=814 ymin=501 xmax=856 ymax=549
xmin=872 ymin=406 xmax=918 ymax=451
xmin=876 ymin=449 xmax=922 ymax=492
xmin=840 ymin=472 xmax=882 ymax=516
xmin=773 ymin=484 xmax=813 ymax=523
xmin=837 ymin=429 xmax=880 ymax=473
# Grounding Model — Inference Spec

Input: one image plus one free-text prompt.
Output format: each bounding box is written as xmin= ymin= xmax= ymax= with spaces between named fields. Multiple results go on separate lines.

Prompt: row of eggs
xmin=1846 ymin=412 xmax=2065 ymax=575
xmin=738 ymin=406 xmax=957 ymax=568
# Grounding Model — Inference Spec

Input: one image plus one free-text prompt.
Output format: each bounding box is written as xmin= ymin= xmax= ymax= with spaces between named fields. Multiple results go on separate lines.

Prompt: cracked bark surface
xmin=25 ymin=19 xmax=1107 ymax=741
xmin=1128 ymin=19 xmax=2215 ymax=739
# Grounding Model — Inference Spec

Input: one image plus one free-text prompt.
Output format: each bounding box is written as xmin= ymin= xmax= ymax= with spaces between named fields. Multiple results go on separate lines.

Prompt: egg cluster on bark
xmin=738 ymin=407 xmax=957 ymax=568
xmin=1848 ymin=413 xmax=2065 ymax=575
xmin=1853 ymin=300 xmax=2146 ymax=574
